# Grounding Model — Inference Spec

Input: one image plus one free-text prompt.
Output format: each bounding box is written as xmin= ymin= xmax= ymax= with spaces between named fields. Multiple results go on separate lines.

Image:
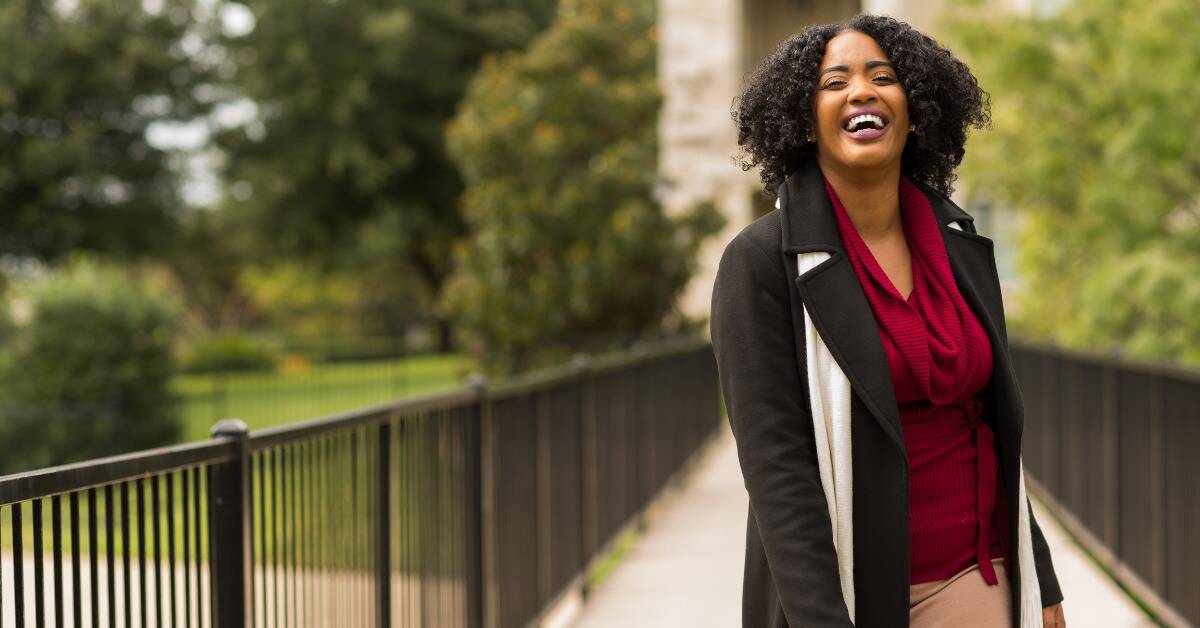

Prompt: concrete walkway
xmin=570 ymin=424 xmax=1155 ymax=627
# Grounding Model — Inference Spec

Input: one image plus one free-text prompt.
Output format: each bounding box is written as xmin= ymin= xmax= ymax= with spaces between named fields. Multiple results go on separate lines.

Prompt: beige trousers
xmin=909 ymin=558 xmax=1012 ymax=628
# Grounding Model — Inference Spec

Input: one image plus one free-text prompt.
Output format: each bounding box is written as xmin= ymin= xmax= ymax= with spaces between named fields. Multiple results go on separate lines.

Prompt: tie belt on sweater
xmin=902 ymin=397 xmax=1000 ymax=585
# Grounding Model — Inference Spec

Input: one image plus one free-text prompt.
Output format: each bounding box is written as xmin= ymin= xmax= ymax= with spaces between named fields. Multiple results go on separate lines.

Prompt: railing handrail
xmin=0 ymin=335 xmax=711 ymax=508
xmin=246 ymin=386 xmax=481 ymax=451
xmin=1011 ymin=338 xmax=1200 ymax=384
xmin=0 ymin=439 xmax=236 ymax=506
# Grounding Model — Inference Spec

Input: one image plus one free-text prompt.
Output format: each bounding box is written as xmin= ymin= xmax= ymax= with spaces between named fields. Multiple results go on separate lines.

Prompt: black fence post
xmin=209 ymin=419 xmax=251 ymax=628
xmin=376 ymin=420 xmax=392 ymax=628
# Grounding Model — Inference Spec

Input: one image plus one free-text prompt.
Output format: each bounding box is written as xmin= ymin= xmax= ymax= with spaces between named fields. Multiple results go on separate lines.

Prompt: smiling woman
xmin=717 ymin=14 xmax=1066 ymax=628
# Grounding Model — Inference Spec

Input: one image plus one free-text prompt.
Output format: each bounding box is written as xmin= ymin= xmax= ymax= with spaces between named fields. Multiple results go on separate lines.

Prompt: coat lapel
xmin=779 ymin=158 xmax=1021 ymax=458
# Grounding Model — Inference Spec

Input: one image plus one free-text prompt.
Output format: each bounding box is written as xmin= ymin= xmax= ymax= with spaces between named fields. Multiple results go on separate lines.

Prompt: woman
xmin=710 ymin=15 xmax=1066 ymax=628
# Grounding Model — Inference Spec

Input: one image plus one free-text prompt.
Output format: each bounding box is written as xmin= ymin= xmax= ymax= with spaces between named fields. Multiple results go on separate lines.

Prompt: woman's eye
xmin=822 ymin=80 xmax=846 ymax=89
xmin=874 ymin=75 xmax=896 ymax=83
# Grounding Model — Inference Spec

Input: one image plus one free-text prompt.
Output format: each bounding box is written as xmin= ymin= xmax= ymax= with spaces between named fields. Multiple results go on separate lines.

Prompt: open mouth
xmin=842 ymin=113 xmax=888 ymax=140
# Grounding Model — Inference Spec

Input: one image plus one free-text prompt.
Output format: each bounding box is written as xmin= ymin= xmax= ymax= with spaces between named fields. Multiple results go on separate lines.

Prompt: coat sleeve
xmin=710 ymin=234 xmax=854 ymax=627
xmin=1028 ymin=498 xmax=1065 ymax=607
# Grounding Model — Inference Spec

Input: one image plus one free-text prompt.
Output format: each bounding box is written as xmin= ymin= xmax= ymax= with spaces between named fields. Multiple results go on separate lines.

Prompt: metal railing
xmin=1013 ymin=341 xmax=1199 ymax=627
xmin=0 ymin=337 xmax=722 ymax=628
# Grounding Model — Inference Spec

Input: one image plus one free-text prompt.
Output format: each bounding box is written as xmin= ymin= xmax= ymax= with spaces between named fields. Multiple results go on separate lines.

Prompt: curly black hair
xmin=732 ymin=14 xmax=990 ymax=198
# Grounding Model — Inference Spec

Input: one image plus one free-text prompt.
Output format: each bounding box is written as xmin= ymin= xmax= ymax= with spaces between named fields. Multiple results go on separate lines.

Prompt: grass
xmin=585 ymin=526 xmax=641 ymax=591
xmin=174 ymin=352 xmax=472 ymax=442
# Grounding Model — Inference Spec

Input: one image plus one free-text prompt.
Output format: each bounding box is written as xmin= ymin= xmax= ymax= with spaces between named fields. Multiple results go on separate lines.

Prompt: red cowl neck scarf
xmin=824 ymin=174 xmax=1007 ymax=586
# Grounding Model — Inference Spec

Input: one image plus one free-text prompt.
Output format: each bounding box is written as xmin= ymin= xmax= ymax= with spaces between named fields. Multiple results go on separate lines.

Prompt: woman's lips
xmin=844 ymin=124 xmax=887 ymax=141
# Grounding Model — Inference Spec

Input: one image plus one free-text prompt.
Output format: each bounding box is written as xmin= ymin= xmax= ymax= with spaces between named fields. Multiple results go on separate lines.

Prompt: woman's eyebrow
xmin=818 ymin=60 xmax=895 ymax=78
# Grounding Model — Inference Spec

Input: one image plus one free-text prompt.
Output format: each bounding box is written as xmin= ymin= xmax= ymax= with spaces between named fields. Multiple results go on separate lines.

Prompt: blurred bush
xmin=444 ymin=0 xmax=724 ymax=375
xmin=0 ymin=261 xmax=181 ymax=474
xmin=181 ymin=332 xmax=278 ymax=374
xmin=949 ymin=0 xmax=1200 ymax=366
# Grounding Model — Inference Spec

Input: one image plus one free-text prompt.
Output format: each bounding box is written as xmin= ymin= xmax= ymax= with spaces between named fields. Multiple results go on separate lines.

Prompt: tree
xmin=0 ymin=0 xmax=216 ymax=261
xmin=214 ymin=0 xmax=558 ymax=351
xmin=948 ymin=0 xmax=1200 ymax=366
xmin=443 ymin=0 xmax=723 ymax=375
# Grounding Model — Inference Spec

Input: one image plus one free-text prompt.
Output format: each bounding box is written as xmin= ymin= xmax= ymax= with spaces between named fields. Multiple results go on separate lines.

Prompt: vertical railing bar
xmin=415 ymin=416 xmax=426 ymax=628
xmin=192 ymin=468 xmax=202 ymax=628
xmin=322 ymin=437 xmax=332 ymax=627
xmin=33 ymin=498 xmax=45 ymax=628
xmin=87 ymin=488 xmax=98 ymax=628
xmin=439 ymin=413 xmax=448 ymax=628
xmin=291 ymin=445 xmax=301 ymax=628
xmin=168 ymin=472 xmax=178 ymax=628
xmin=399 ymin=419 xmax=409 ymax=628
xmin=331 ymin=435 xmax=341 ymax=627
xmin=290 ymin=445 xmax=299 ymax=628
xmin=123 ymin=481 xmax=133 ymax=628
xmin=1 ymin=504 xmax=6 ymax=628
xmin=304 ymin=441 xmax=314 ymax=628
xmin=12 ymin=503 xmax=25 ymax=628
xmin=375 ymin=420 xmax=392 ymax=628
xmin=70 ymin=491 xmax=81 ymax=628
xmin=436 ymin=410 xmax=448 ymax=627
xmin=293 ymin=444 xmax=302 ymax=628
xmin=282 ymin=447 xmax=291 ymax=628
xmin=107 ymin=483 xmax=118 ymax=628
xmin=389 ymin=421 xmax=400 ymax=628
xmin=348 ymin=431 xmax=356 ymax=628
xmin=137 ymin=478 xmax=147 ymax=628
xmin=535 ymin=392 xmax=552 ymax=607
xmin=428 ymin=413 xmax=440 ymax=627
xmin=367 ymin=427 xmax=376 ymax=627
xmin=450 ymin=408 xmax=460 ymax=628
xmin=153 ymin=475 xmax=164 ymax=628
xmin=405 ymin=420 xmax=414 ymax=628
xmin=410 ymin=416 xmax=420 ymax=628
xmin=249 ymin=454 xmax=258 ymax=628
xmin=1 ymin=504 xmax=5 ymax=628
xmin=272 ymin=447 xmax=281 ymax=628
xmin=281 ymin=447 xmax=289 ymax=628
xmin=52 ymin=494 xmax=63 ymax=628
xmin=465 ymin=376 xmax=486 ymax=628
xmin=1150 ymin=376 xmax=1166 ymax=591
xmin=183 ymin=467 xmax=192 ymax=628
xmin=425 ymin=413 xmax=434 ymax=628
xmin=257 ymin=453 xmax=267 ymax=628
xmin=479 ymin=390 xmax=498 ymax=628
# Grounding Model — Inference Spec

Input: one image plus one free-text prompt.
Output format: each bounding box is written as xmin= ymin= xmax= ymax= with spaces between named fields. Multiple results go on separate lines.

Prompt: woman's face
xmin=811 ymin=30 xmax=909 ymax=175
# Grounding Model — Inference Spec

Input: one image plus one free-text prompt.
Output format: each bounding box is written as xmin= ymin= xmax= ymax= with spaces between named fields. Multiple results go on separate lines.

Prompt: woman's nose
xmin=847 ymin=77 xmax=878 ymax=104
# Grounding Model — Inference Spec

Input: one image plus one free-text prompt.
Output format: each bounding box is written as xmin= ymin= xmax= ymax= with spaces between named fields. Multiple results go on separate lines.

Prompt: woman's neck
xmin=818 ymin=162 xmax=903 ymax=239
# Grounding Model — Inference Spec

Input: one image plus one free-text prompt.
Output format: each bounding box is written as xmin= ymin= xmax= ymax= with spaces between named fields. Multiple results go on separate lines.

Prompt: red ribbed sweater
xmin=824 ymin=175 xmax=1010 ymax=586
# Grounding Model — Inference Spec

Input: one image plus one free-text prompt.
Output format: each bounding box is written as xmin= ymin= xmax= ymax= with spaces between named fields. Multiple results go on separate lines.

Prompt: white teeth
xmin=845 ymin=114 xmax=885 ymax=131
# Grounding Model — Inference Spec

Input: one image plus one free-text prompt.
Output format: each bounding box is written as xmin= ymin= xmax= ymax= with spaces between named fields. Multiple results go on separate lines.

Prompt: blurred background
xmin=0 ymin=0 xmax=1196 ymax=626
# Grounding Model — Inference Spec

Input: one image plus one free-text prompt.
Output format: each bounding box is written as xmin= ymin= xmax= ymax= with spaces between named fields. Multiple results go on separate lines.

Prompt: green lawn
xmin=174 ymin=353 xmax=472 ymax=442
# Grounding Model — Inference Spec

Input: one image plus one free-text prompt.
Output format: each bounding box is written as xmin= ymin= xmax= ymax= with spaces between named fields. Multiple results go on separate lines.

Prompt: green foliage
xmin=182 ymin=332 xmax=277 ymax=373
xmin=165 ymin=206 xmax=260 ymax=333
xmin=0 ymin=0 xmax=215 ymax=261
xmin=214 ymin=0 xmax=559 ymax=349
xmin=948 ymin=0 xmax=1200 ymax=366
xmin=0 ymin=261 xmax=181 ymax=474
xmin=444 ymin=0 xmax=724 ymax=374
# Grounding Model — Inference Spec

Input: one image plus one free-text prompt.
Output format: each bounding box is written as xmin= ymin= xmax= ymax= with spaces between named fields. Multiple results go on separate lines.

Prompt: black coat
xmin=709 ymin=157 xmax=1064 ymax=628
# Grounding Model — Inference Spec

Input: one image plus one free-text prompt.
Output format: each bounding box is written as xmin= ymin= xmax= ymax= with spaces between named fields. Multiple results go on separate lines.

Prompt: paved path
xmin=570 ymin=424 xmax=1155 ymax=627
